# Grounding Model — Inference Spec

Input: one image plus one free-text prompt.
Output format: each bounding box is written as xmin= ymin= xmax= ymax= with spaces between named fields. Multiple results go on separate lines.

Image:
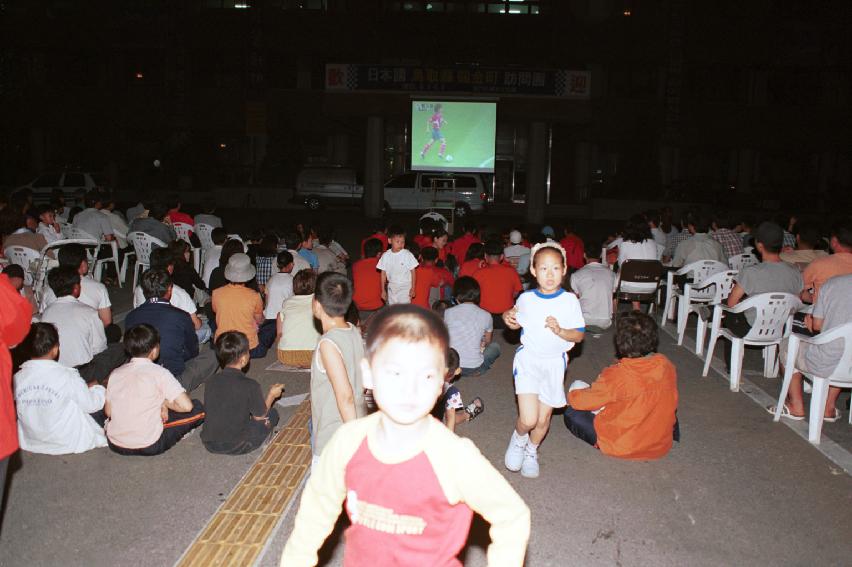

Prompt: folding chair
xmin=677 ymin=270 xmax=738 ymax=355
xmin=61 ymin=226 xmax=121 ymax=287
xmin=3 ymin=246 xmax=41 ymax=286
xmin=613 ymin=260 xmax=665 ymax=315
xmin=774 ymin=322 xmax=852 ymax=444
xmin=702 ymin=292 xmax=801 ymax=391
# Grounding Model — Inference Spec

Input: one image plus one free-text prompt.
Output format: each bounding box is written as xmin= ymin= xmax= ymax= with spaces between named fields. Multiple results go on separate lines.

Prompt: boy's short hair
xmin=364 ymin=238 xmax=383 ymax=258
xmin=293 ymin=269 xmax=317 ymax=295
xmin=47 ymin=266 xmax=80 ymax=297
xmin=453 ymin=276 xmax=480 ymax=305
xmin=57 ymin=244 xmax=88 ymax=269
xmin=124 ymin=323 xmax=160 ymax=358
xmin=484 ymin=239 xmax=504 ymax=257
xmin=387 ymin=225 xmax=406 ymax=238
xmin=28 ymin=322 xmax=59 ymax=358
xmin=584 ymin=239 xmax=601 ymax=259
xmin=140 ymin=269 xmax=172 ymax=300
xmin=3 ymin=264 xmax=25 ymax=280
xmin=366 ymin=304 xmax=449 ymax=364
xmin=277 ymin=250 xmax=294 ymax=269
xmin=465 ymin=242 xmax=485 ymax=262
xmin=420 ymin=246 xmax=438 ymax=262
xmin=211 ymin=227 xmax=228 ymax=245
xmin=215 ymin=330 xmax=250 ymax=368
xmin=614 ymin=311 xmax=659 ymax=359
xmin=149 ymin=247 xmax=175 ymax=271
xmin=315 ymin=272 xmax=352 ymax=317
xmin=36 ymin=203 xmax=55 ymax=217
xmin=446 ymin=348 xmax=460 ymax=378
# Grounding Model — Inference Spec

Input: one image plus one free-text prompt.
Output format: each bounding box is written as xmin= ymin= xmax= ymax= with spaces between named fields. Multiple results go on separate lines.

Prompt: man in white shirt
xmin=264 ymin=251 xmax=295 ymax=321
xmin=570 ymin=241 xmax=617 ymax=332
xmin=504 ymin=230 xmax=531 ymax=277
xmin=14 ymin=322 xmax=107 ymax=455
xmin=40 ymin=267 xmax=127 ymax=384
xmin=100 ymin=197 xmax=130 ymax=249
xmin=72 ymin=191 xmax=115 ymax=242
xmin=201 ymin=227 xmax=227 ymax=287
xmin=40 ymin=244 xmax=115 ymax=331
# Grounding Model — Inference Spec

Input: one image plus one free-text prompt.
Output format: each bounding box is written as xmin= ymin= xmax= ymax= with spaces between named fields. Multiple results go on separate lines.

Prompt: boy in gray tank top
xmin=310 ymin=272 xmax=367 ymax=466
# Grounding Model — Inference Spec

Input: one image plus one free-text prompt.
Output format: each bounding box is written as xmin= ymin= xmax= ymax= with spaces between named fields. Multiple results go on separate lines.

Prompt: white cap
xmin=509 ymin=230 xmax=523 ymax=244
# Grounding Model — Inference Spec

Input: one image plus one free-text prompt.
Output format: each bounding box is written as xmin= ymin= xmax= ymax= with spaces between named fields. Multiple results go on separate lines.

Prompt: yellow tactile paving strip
xmin=176 ymin=399 xmax=312 ymax=567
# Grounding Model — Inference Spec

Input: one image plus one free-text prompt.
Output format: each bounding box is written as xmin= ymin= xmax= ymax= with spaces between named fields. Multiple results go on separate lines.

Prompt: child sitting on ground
xmin=444 ymin=276 xmax=500 ymax=376
xmin=570 ymin=239 xmax=617 ymax=333
xmin=14 ymin=322 xmax=108 ymax=455
xmin=377 ymin=225 xmax=419 ymax=305
xmin=411 ymin=246 xmax=453 ymax=308
xmin=281 ymin=305 xmax=530 ymax=566
xmin=564 ymin=311 xmax=679 ymax=460
xmin=310 ymin=272 xmax=367 ymax=468
xmin=432 ymin=348 xmax=484 ymax=433
xmin=201 ymin=331 xmax=284 ymax=454
xmin=105 ymin=324 xmax=205 ymax=456
xmin=503 ymin=242 xmax=585 ymax=478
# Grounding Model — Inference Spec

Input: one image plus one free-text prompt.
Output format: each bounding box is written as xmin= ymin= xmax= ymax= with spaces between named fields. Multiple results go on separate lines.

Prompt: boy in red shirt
xmin=352 ymin=238 xmax=385 ymax=318
xmin=448 ymin=221 xmax=481 ymax=268
xmin=281 ymin=305 xmax=530 ymax=566
xmin=360 ymin=222 xmax=388 ymax=259
xmin=559 ymin=224 xmax=585 ymax=271
xmin=411 ymin=247 xmax=454 ymax=308
xmin=473 ymin=240 xmax=523 ymax=328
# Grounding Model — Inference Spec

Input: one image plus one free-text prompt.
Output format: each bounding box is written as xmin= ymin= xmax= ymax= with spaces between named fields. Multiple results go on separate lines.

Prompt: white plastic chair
xmin=677 ymin=270 xmax=738 ymax=355
xmin=661 ymin=260 xmax=728 ymax=323
xmin=728 ymin=252 xmax=758 ymax=272
xmin=114 ymin=230 xmax=135 ymax=285
xmin=3 ymin=246 xmax=40 ymax=286
xmin=702 ymin=293 xmax=801 ymax=391
xmin=61 ymin=226 xmax=121 ymax=286
xmin=773 ymin=323 xmax=852 ymax=444
xmin=195 ymin=222 xmax=215 ymax=250
xmin=172 ymin=222 xmax=201 ymax=272
xmin=128 ymin=231 xmax=167 ymax=290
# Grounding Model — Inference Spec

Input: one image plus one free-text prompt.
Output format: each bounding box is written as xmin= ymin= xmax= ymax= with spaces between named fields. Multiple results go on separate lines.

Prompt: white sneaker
xmin=504 ymin=432 xmax=528 ymax=472
xmin=521 ymin=449 xmax=539 ymax=478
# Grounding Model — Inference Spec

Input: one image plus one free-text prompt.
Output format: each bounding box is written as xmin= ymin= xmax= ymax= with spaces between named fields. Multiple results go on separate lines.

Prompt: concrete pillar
xmin=573 ymin=141 xmax=591 ymax=202
xmin=363 ymin=116 xmax=384 ymax=219
xmin=525 ymin=121 xmax=548 ymax=224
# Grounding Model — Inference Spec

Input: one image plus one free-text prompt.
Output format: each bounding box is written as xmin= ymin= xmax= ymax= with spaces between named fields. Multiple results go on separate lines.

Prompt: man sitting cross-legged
xmin=40 ymin=267 xmax=127 ymax=385
xmin=125 ymin=269 xmax=219 ymax=392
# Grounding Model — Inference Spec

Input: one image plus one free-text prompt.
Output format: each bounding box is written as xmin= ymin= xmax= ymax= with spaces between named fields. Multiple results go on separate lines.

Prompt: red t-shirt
xmin=473 ymin=263 xmax=523 ymax=314
xmin=361 ymin=233 xmax=389 ymax=259
xmin=0 ymin=274 xmax=34 ymax=458
xmin=459 ymin=259 xmax=485 ymax=278
xmin=449 ymin=234 xmax=481 ymax=265
xmin=411 ymin=265 xmax=455 ymax=308
xmin=168 ymin=211 xmax=195 ymax=227
xmin=560 ymin=234 xmax=585 ymax=270
xmin=413 ymin=234 xmax=433 ymax=249
xmin=352 ymin=257 xmax=384 ymax=311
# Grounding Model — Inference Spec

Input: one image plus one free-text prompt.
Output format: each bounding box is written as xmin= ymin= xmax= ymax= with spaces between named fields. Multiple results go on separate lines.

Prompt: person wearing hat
xmin=504 ymin=229 xmax=531 ymax=277
xmin=211 ymin=253 xmax=276 ymax=359
xmin=722 ymin=221 xmax=803 ymax=366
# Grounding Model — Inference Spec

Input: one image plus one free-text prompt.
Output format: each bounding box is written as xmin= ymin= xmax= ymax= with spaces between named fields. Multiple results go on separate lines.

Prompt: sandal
xmin=823 ymin=408 xmax=842 ymax=423
xmin=464 ymin=397 xmax=485 ymax=421
xmin=766 ymin=404 xmax=804 ymax=421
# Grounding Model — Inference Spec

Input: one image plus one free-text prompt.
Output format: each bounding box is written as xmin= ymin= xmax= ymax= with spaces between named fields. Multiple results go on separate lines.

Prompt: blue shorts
xmin=431 ymin=128 xmax=443 ymax=141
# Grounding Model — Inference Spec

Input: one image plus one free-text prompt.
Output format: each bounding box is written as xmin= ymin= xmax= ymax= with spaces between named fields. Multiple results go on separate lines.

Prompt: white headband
xmin=530 ymin=241 xmax=567 ymax=267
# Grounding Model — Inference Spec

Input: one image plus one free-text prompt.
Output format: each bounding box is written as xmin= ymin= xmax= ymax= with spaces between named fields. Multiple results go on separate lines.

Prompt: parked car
xmin=294 ymin=167 xmax=488 ymax=217
xmin=14 ymin=171 xmax=107 ymax=204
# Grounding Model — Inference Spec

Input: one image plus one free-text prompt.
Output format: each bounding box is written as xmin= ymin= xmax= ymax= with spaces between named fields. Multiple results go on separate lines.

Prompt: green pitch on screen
xmin=411 ymin=101 xmax=497 ymax=173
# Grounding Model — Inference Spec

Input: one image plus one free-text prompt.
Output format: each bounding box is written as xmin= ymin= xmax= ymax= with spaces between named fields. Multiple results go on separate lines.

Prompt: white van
xmin=295 ymin=168 xmax=488 ymax=218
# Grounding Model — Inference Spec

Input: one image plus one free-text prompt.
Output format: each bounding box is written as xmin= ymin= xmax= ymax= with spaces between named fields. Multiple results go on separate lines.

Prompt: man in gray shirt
xmin=773 ymin=274 xmax=852 ymax=421
xmin=128 ymin=201 xmax=176 ymax=245
xmin=73 ymin=191 xmax=115 ymax=242
xmin=722 ymin=222 xmax=802 ymax=365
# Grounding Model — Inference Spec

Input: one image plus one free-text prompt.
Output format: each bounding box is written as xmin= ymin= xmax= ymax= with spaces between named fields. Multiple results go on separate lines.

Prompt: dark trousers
xmin=491 ymin=312 xmax=506 ymax=330
xmin=203 ymin=408 xmax=280 ymax=455
xmin=250 ymin=319 xmax=278 ymax=359
xmin=178 ymin=349 xmax=219 ymax=392
xmin=77 ymin=343 xmax=128 ymax=385
xmin=563 ymin=407 xmax=599 ymax=447
xmin=723 ymin=311 xmax=752 ymax=369
xmin=108 ymin=400 xmax=205 ymax=456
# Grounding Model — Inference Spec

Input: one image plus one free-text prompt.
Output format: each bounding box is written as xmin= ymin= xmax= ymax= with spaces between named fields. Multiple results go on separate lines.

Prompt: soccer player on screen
xmin=420 ymin=103 xmax=448 ymax=160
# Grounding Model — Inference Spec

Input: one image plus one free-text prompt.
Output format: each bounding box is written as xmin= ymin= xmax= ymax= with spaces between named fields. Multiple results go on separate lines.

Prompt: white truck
xmin=295 ymin=167 xmax=488 ymax=217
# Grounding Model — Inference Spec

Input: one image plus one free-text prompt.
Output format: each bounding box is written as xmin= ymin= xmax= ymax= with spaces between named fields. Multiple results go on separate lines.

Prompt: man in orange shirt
xmin=412 ymin=247 xmax=454 ymax=308
xmin=801 ymin=219 xmax=852 ymax=304
xmin=352 ymin=238 xmax=385 ymax=318
xmin=360 ymin=222 xmax=388 ymax=259
xmin=473 ymin=240 xmax=523 ymax=328
xmin=565 ymin=311 xmax=678 ymax=460
xmin=212 ymin=254 xmax=275 ymax=359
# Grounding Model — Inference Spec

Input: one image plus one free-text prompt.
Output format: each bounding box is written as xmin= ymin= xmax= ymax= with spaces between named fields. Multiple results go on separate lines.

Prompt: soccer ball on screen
xmin=445 ymin=155 xmax=453 ymax=162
